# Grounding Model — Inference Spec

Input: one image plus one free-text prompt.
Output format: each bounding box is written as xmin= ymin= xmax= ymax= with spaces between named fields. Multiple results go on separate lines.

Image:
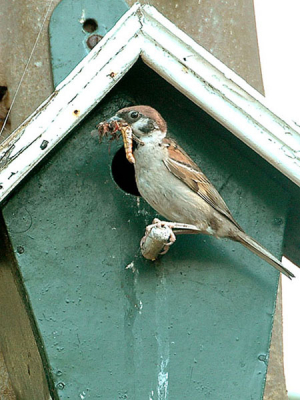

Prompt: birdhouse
xmin=1 ymin=2 xmax=299 ymax=399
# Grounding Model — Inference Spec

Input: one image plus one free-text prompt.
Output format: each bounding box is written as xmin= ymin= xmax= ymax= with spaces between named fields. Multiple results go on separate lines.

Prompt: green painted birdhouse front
xmin=0 ymin=2 xmax=297 ymax=400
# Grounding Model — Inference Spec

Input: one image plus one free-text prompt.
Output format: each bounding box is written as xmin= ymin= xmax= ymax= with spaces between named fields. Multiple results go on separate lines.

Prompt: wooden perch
xmin=140 ymin=219 xmax=201 ymax=260
xmin=140 ymin=224 xmax=174 ymax=260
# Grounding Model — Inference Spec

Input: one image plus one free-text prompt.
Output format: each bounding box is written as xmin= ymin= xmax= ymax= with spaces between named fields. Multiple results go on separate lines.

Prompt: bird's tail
xmin=236 ymin=232 xmax=295 ymax=279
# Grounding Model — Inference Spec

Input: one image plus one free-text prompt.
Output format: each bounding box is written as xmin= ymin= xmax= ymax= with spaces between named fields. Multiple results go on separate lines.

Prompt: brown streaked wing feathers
xmin=162 ymin=138 xmax=243 ymax=231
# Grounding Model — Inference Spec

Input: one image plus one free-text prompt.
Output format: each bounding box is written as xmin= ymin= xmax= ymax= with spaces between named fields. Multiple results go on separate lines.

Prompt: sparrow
xmin=108 ymin=105 xmax=294 ymax=279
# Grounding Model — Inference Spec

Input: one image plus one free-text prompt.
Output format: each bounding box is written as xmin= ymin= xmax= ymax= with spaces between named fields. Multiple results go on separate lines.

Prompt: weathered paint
xmin=0 ymin=212 xmax=53 ymax=400
xmin=3 ymin=61 xmax=290 ymax=399
xmin=49 ymin=0 xmax=129 ymax=87
xmin=1 ymin=4 xmax=300 ymax=208
xmin=127 ymin=0 xmax=265 ymax=95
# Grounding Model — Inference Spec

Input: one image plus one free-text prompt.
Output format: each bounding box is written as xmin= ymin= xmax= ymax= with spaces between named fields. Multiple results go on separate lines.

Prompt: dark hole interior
xmin=111 ymin=146 xmax=140 ymax=196
xmin=82 ymin=18 xmax=98 ymax=33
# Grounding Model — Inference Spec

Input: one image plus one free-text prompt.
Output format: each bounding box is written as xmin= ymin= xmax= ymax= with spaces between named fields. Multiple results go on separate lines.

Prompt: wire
xmin=0 ymin=0 xmax=55 ymax=137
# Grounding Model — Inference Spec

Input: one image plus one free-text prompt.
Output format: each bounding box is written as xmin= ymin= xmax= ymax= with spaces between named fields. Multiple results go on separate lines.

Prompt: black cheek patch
xmin=139 ymin=120 xmax=155 ymax=133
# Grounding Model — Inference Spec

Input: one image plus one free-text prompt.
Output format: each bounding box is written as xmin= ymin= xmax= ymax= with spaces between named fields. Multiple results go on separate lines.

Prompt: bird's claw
xmin=141 ymin=219 xmax=177 ymax=255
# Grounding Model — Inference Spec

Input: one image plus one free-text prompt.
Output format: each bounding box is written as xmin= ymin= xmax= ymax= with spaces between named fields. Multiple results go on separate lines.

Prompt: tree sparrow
xmin=107 ymin=105 xmax=294 ymax=279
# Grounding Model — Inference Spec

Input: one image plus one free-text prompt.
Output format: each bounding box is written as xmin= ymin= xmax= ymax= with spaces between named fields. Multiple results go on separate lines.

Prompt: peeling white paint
xmin=79 ymin=391 xmax=86 ymax=400
xmin=126 ymin=261 xmax=135 ymax=270
xmin=138 ymin=300 xmax=143 ymax=314
xmin=158 ymin=358 xmax=169 ymax=400
xmin=79 ymin=9 xmax=86 ymax=24
xmin=1 ymin=2 xmax=300 ymax=205
xmin=155 ymin=272 xmax=170 ymax=400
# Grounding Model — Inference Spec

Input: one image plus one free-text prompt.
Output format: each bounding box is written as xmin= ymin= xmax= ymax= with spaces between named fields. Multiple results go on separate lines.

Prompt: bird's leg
xmin=151 ymin=218 xmax=200 ymax=234
xmin=132 ymin=133 xmax=145 ymax=146
xmin=140 ymin=218 xmax=201 ymax=258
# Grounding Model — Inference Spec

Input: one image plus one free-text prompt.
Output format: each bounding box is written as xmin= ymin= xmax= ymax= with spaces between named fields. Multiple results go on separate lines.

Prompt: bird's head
xmin=109 ymin=105 xmax=167 ymax=141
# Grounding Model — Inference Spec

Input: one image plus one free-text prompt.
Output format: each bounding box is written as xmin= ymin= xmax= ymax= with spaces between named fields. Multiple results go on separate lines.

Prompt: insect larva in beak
xmin=120 ymin=125 xmax=135 ymax=164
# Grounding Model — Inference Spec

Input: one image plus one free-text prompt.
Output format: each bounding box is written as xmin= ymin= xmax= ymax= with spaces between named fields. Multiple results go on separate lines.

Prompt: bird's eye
xmin=130 ymin=111 xmax=139 ymax=119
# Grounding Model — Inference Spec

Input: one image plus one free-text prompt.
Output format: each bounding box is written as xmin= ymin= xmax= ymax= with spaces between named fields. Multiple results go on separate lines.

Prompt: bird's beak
xmin=107 ymin=115 xmax=122 ymax=123
xmin=96 ymin=115 xmax=122 ymax=130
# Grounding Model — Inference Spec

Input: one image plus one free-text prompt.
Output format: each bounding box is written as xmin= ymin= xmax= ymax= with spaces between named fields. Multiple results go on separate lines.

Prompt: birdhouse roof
xmin=1 ymin=3 xmax=300 ymax=203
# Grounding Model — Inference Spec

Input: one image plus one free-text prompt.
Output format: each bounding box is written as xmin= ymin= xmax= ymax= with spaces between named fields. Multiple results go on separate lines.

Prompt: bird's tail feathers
xmin=236 ymin=232 xmax=294 ymax=279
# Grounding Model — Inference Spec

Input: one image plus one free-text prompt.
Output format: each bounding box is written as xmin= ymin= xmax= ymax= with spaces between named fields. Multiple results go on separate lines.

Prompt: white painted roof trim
xmin=0 ymin=3 xmax=300 ymax=204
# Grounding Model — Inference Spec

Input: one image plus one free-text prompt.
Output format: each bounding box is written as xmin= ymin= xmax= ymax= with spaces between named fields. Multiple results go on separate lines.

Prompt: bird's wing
xmin=162 ymin=138 xmax=243 ymax=231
